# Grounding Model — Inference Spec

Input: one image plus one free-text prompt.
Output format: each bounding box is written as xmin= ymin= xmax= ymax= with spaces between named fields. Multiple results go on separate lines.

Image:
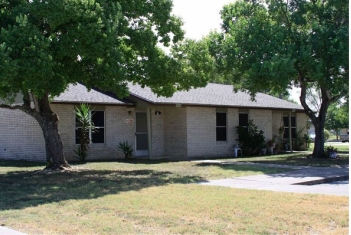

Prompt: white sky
xmin=172 ymin=0 xmax=232 ymax=40
xmin=171 ymin=0 xmax=301 ymax=103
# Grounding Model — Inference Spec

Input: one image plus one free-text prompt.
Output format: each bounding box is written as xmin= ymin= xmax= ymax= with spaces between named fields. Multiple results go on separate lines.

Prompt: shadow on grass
xmin=0 ymin=168 xmax=205 ymax=211
xmin=0 ymin=160 xmax=46 ymax=168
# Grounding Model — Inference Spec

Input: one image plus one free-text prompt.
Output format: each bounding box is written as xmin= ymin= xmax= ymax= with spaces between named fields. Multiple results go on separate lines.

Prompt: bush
xmin=74 ymin=104 xmax=95 ymax=162
xmin=236 ymin=119 xmax=265 ymax=155
xmin=324 ymin=145 xmax=338 ymax=158
xmin=118 ymin=141 xmax=134 ymax=159
xmin=324 ymin=129 xmax=330 ymax=141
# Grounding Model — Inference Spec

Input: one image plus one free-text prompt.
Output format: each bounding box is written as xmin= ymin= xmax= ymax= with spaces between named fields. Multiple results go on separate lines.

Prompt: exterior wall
xmin=163 ymin=107 xmax=187 ymax=157
xmin=51 ymin=104 xmax=75 ymax=160
xmin=53 ymin=104 xmax=136 ymax=161
xmin=0 ymin=101 xmax=308 ymax=162
xmin=0 ymin=109 xmax=46 ymax=161
xmin=296 ymin=112 xmax=307 ymax=134
xmin=150 ymin=107 xmax=165 ymax=157
xmin=186 ymin=107 xmax=239 ymax=157
xmin=88 ymin=105 xmax=135 ymax=160
xmin=0 ymin=104 xmax=135 ymax=162
xmin=250 ymin=109 xmax=273 ymax=141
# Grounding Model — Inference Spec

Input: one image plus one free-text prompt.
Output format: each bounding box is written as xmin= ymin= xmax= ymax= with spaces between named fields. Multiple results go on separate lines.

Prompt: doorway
xmin=135 ymin=112 xmax=148 ymax=156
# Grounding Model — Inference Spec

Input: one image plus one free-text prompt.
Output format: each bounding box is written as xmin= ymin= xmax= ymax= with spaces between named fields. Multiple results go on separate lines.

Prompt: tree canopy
xmin=207 ymin=0 xmax=348 ymax=157
xmin=325 ymin=98 xmax=349 ymax=137
xmin=0 ymin=0 xmax=208 ymax=168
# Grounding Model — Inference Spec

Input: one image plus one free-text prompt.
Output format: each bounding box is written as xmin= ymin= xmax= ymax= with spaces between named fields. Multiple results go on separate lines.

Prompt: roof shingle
xmin=54 ymin=83 xmax=132 ymax=105
xmin=128 ymin=83 xmax=304 ymax=110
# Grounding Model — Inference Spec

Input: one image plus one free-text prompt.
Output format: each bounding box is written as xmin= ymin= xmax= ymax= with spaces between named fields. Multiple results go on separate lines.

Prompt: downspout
xmin=146 ymin=106 xmax=152 ymax=159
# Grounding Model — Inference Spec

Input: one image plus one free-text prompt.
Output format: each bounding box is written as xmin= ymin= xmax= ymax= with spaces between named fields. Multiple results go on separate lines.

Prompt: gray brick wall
xmin=151 ymin=107 xmax=165 ymax=157
xmin=186 ymin=107 xmax=241 ymax=157
xmin=163 ymin=107 xmax=187 ymax=157
xmin=0 ymin=109 xmax=46 ymax=161
xmin=250 ymin=109 xmax=273 ymax=141
xmin=0 ymin=103 xmax=307 ymax=162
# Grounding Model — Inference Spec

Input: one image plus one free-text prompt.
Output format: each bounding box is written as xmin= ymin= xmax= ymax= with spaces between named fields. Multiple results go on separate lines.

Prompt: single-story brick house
xmin=0 ymin=83 xmax=305 ymax=162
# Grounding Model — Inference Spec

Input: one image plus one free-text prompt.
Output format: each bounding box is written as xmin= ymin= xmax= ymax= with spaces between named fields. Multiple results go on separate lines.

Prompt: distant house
xmin=0 ymin=83 xmax=305 ymax=162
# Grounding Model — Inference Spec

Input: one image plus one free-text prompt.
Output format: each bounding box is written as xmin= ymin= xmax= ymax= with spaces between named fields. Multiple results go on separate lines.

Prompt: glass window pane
xmin=92 ymin=128 xmax=104 ymax=143
xmin=75 ymin=128 xmax=81 ymax=144
xmin=216 ymin=127 xmax=227 ymax=141
xmin=283 ymin=116 xmax=289 ymax=127
xmin=216 ymin=113 xmax=226 ymax=126
xmin=239 ymin=113 xmax=248 ymax=126
xmin=283 ymin=128 xmax=289 ymax=138
xmin=291 ymin=117 xmax=296 ymax=127
xmin=92 ymin=111 xmax=104 ymax=127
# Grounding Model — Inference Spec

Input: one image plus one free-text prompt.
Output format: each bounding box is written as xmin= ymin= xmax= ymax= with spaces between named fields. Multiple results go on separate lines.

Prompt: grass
xmin=0 ymin=153 xmax=349 ymax=235
xmin=307 ymin=142 xmax=349 ymax=152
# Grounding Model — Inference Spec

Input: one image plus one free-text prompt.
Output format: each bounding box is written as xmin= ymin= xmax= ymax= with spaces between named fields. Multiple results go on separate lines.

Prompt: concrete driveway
xmin=197 ymin=162 xmax=349 ymax=196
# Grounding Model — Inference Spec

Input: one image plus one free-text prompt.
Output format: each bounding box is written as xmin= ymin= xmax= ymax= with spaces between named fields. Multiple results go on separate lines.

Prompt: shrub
xmin=118 ymin=141 xmax=134 ymax=159
xmin=324 ymin=129 xmax=330 ymax=141
xmin=236 ymin=119 xmax=265 ymax=155
xmin=74 ymin=104 xmax=95 ymax=162
xmin=324 ymin=145 xmax=338 ymax=158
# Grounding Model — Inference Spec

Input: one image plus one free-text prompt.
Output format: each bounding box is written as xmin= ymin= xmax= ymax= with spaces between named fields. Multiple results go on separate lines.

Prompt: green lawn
xmin=308 ymin=142 xmax=350 ymax=152
xmin=0 ymin=154 xmax=348 ymax=235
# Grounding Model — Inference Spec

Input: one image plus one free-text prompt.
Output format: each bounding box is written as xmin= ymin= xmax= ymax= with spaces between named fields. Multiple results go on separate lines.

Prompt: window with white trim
xmin=283 ymin=116 xmax=296 ymax=138
xmin=75 ymin=111 xmax=105 ymax=144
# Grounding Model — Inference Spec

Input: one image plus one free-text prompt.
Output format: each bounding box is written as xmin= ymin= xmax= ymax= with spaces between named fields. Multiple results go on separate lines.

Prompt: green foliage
xmin=0 ymin=0 xmax=206 ymax=100
xmin=292 ymin=127 xmax=308 ymax=151
xmin=324 ymin=129 xmax=330 ymax=142
xmin=117 ymin=141 xmax=134 ymax=159
xmin=325 ymin=101 xmax=349 ymax=136
xmin=207 ymin=0 xmax=348 ymax=158
xmin=236 ymin=119 xmax=266 ymax=155
xmin=324 ymin=145 xmax=338 ymax=158
xmin=74 ymin=104 xmax=95 ymax=162
xmin=0 ymin=0 xmax=207 ymax=165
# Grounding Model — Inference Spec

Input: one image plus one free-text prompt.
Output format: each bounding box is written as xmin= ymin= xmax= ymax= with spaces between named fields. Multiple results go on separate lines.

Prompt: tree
xmin=325 ymin=99 xmax=349 ymax=139
xmin=0 ymin=0 xmax=206 ymax=169
xmin=208 ymin=0 xmax=348 ymax=158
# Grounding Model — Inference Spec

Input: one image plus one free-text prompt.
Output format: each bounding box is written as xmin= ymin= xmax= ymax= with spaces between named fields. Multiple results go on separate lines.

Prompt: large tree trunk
xmin=311 ymin=119 xmax=325 ymax=158
xmin=28 ymin=93 xmax=70 ymax=169
xmin=299 ymin=74 xmax=331 ymax=158
xmin=36 ymin=112 xmax=69 ymax=169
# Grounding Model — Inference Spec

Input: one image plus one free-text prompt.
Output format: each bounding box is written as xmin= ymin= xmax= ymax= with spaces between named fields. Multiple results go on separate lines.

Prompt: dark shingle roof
xmin=128 ymin=83 xmax=304 ymax=110
xmin=53 ymin=83 xmax=132 ymax=105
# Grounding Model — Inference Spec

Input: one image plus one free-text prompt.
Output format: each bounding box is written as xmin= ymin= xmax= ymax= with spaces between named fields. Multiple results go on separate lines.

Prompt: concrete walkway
xmin=0 ymin=226 xmax=27 ymax=235
xmin=198 ymin=162 xmax=349 ymax=196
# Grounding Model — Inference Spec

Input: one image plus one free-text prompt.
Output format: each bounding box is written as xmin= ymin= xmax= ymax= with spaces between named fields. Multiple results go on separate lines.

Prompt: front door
xmin=135 ymin=112 xmax=148 ymax=156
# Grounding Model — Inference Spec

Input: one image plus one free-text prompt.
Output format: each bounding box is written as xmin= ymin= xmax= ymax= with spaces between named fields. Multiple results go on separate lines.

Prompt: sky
xmin=171 ymin=0 xmax=301 ymax=103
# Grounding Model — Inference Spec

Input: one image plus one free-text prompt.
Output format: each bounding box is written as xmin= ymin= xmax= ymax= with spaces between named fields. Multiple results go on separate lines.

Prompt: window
xmin=283 ymin=116 xmax=296 ymax=138
xmin=75 ymin=111 xmax=105 ymax=144
xmin=216 ymin=112 xmax=227 ymax=141
xmin=239 ymin=113 xmax=249 ymax=132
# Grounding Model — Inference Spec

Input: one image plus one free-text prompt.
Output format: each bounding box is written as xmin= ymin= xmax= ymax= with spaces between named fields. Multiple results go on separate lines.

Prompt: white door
xmin=135 ymin=112 xmax=148 ymax=156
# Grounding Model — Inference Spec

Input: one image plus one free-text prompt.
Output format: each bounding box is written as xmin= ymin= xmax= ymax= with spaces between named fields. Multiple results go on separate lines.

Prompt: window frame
xmin=75 ymin=110 xmax=105 ymax=144
xmin=216 ymin=112 xmax=227 ymax=141
xmin=283 ymin=116 xmax=296 ymax=139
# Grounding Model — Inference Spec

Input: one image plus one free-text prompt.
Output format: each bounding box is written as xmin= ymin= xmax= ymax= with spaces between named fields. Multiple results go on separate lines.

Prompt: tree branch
xmin=0 ymin=104 xmax=24 ymax=110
